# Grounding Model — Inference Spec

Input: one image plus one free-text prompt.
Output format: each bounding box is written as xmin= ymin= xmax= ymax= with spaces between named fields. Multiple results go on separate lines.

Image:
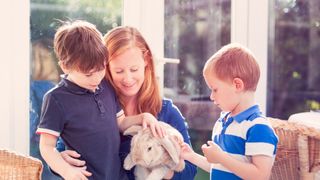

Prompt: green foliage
xmin=307 ymin=100 xmax=320 ymax=111
xmin=30 ymin=0 xmax=122 ymax=41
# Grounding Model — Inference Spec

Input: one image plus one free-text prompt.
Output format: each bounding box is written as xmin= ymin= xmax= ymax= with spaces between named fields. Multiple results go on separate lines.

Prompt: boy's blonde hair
xmin=54 ymin=20 xmax=107 ymax=73
xmin=203 ymin=43 xmax=260 ymax=91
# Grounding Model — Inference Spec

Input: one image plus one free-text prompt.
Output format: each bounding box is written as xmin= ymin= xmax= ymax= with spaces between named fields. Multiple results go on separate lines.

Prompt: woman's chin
xmin=121 ymin=90 xmax=138 ymax=98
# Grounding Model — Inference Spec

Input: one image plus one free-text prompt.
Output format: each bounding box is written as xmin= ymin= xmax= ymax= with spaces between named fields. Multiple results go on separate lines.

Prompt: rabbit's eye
xmin=147 ymin=147 xmax=152 ymax=151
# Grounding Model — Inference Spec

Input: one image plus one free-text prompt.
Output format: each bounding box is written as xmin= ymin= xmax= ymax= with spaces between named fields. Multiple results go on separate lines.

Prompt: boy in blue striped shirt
xmin=181 ymin=43 xmax=278 ymax=179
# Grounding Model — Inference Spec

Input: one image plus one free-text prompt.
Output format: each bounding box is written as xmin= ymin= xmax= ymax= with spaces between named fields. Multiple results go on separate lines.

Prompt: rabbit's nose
xmin=144 ymin=158 xmax=153 ymax=166
xmin=143 ymin=159 xmax=150 ymax=166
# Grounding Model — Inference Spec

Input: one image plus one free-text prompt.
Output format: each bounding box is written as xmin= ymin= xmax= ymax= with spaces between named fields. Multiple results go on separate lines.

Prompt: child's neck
xmin=230 ymin=92 xmax=255 ymax=116
xmin=66 ymin=74 xmax=97 ymax=92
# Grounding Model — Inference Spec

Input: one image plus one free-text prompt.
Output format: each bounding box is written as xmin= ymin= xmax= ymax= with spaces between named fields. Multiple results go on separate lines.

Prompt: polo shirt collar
xmin=233 ymin=105 xmax=261 ymax=123
xmin=219 ymin=105 xmax=261 ymax=123
xmin=59 ymin=74 xmax=103 ymax=95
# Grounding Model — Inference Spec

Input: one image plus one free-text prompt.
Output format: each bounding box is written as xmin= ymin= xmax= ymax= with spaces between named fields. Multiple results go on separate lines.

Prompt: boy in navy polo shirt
xmin=36 ymin=20 xmax=163 ymax=180
xmin=181 ymin=43 xmax=278 ymax=179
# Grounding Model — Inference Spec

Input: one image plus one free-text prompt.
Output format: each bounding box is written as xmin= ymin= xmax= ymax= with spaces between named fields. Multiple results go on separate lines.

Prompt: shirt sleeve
xmin=160 ymin=99 xmax=197 ymax=180
xmin=36 ymin=93 xmax=65 ymax=137
xmin=116 ymin=100 xmax=124 ymax=118
xmin=245 ymin=120 xmax=278 ymax=157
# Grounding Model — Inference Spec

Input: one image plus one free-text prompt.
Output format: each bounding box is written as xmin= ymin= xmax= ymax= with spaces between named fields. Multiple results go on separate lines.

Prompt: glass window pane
xmin=30 ymin=1 xmax=122 ymax=179
xmin=164 ymin=0 xmax=231 ymax=179
xmin=164 ymin=0 xmax=231 ymax=98
xmin=268 ymin=0 xmax=320 ymax=119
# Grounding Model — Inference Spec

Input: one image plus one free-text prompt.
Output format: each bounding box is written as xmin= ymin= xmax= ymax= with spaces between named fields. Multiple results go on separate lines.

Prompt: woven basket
xmin=269 ymin=118 xmax=320 ymax=180
xmin=0 ymin=149 xmax=43 ymax=180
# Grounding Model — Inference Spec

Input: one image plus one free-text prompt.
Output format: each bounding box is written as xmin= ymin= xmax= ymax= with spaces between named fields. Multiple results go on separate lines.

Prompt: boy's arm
xmin=181 ymin=142 xmax=211 ymax=172
xmin=39 ymin=134 xmax=88 ymax=179
xmin=187 ymin=151 xmax=211 ymax=172
xmin=216 ymin=152 xmax=272 ymax=179
xmin=202 ymin=141 xmax=273 ymax=180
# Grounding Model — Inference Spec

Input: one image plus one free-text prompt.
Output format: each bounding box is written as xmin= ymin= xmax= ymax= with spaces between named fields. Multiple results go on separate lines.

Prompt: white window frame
xmin=123 ymin=0 xmax=167 ymax=95
xmin=231 ymin=0 xmax=268 ymax=113
xmin=0 ymin=1 xmax=30 ymax=154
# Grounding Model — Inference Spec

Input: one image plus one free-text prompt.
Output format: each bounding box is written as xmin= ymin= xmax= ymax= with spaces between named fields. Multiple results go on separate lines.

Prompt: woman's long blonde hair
xmin=104 ymin=26 xmax=162 ymax=116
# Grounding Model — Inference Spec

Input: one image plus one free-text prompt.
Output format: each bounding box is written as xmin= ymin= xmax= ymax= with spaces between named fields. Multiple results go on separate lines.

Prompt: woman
xmin=60 ymin=26 xmax=197 ymax=179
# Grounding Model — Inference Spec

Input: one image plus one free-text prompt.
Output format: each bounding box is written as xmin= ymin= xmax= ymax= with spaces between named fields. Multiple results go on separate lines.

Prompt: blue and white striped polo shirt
xmin=210 ymin=105 xmax=278 ymax=180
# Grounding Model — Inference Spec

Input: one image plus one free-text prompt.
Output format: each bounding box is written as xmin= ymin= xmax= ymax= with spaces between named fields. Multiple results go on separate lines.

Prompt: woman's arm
xmin=51 ymin=138 xmax=89 ymax=178
xmin=39 ymin=134 xmax=90 ymax=179
xmin=159 ymin=100 xmax=198 ymax=179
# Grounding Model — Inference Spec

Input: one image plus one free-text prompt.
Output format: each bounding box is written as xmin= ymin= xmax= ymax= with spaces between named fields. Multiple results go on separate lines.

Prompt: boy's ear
xmin=233 ymin=78 xmax=244 ymax=91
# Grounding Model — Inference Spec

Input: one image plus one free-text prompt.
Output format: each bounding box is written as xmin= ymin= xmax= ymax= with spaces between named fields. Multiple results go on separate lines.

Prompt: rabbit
xmin=123 ymin=121 xmax=185 ymax=180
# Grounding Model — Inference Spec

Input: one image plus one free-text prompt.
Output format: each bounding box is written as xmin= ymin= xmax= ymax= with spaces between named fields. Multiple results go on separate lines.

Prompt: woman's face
xmin=109 ymin=47 xmax=147 ymax=99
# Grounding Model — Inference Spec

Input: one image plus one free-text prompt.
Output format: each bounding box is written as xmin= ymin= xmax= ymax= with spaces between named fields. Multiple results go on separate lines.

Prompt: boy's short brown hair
xmin=53 ymin=20 xmax=107 ymax=73
xmin=204 ymin=43 xmax=260 ymax=91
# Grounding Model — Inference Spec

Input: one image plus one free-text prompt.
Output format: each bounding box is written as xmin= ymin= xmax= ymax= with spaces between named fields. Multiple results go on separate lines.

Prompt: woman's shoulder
xmin=161 ymin=98 xmax=173 ymax=107
xmin=159 ymin=98 xmax=183 ymax=120
xmin=161 ymin=98 xmax=178 ymax=112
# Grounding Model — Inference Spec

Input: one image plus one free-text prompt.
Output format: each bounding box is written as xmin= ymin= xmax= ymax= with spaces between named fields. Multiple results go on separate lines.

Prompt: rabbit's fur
xmin=123 ymin=121 xmax=185 ymax=180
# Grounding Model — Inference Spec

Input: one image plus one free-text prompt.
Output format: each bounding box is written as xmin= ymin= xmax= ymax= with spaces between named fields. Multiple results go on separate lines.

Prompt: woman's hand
xmin=142 ymin=112 xmax=165 ymax=138
xmin=60 ymin=150 xmax=92 ymax=177
xmin=63 ymin=166 xmax=90 ymax=180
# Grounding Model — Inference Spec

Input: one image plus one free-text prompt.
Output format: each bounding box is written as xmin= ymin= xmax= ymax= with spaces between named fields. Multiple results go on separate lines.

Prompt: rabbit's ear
xmin=160 ymin=136 xmax=180 ymax=164
xmin=123 ymin=125 xmax=143 ymax=136
xmin=124 ymin=153 xmax=136 ymax=170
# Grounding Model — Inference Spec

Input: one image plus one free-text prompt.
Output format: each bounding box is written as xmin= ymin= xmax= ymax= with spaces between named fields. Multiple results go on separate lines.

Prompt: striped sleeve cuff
xmin=246 ymin=142 xmax=275 ymax=157
xmin=117 ymin=109 xmax=124 ymax=118
xmin=36 ymin=128 xmax=60 ymax=137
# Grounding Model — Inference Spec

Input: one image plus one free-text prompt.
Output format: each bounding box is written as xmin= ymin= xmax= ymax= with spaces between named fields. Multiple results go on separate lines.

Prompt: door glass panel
xmin=268 ymin=0 xmax=320 ymax=119
xmin=164 ymin=0 xmax=231 ymax=179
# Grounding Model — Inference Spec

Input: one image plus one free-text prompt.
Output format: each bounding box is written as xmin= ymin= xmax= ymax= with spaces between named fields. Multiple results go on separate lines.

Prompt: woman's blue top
xmin=119 ymin=99 xmax=197 ymax=180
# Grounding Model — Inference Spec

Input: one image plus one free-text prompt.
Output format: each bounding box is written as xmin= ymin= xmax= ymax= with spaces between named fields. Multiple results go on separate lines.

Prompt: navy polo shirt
xmin=37 ymin=76 xmax=126 ymax=180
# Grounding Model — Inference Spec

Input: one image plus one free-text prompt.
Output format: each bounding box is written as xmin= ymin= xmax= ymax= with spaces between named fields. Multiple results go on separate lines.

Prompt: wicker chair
xmin=0 ymin=149 xmax=43 ymax=180
xmin=269 ymin=118 xmax=320 ymax=180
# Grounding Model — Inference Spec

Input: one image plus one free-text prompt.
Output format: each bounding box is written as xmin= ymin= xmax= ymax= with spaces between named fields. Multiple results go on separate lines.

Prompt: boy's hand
xmin=180 ymin=142 xmax=194 ymax=160
xmin=201 ymin=141 xmax=225 ymax=163
xmin=142 ymin=112 xmax=165 ymax=138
